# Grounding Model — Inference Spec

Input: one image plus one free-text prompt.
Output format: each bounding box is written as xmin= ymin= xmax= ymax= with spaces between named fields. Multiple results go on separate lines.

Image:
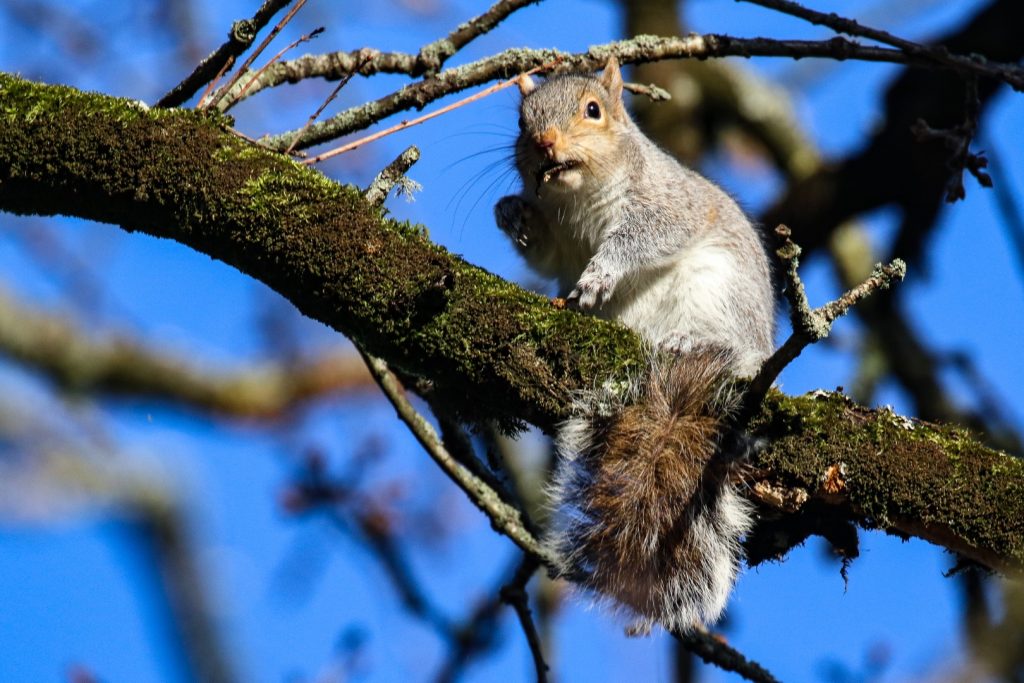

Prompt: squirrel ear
xmin=517 ymin=73 xmax=537 ymax=96
xmin=600 ymin=56 xmax=624 ymax=101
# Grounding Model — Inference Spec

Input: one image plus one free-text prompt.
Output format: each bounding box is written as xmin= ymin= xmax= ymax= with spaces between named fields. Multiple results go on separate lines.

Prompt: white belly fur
xmin=600 ymin=240 xmax=764 ymax=376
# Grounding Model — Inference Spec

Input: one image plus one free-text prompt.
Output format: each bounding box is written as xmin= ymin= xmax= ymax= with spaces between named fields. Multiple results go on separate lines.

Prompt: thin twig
xmin=317 ymin=502 xmax=455 ymax=636
xmin=302 ymin=60 xmax=559 ymax=164
xmin=743 ymin=225 xmax=906 ymax=415
xmin=500 ymin=556 xmax=548 ymax=683
xmin=223 ymin=0 xmax=542 ymax=112
xmin=229 ymin=26 xmax=324 ymax=109
xmin=674 ymin=628 xmax=780 ymax=683
xmin=739 ymin=0 xmax=930 ymax=52
xmin=354 ymin=346 xmax=550 ymax=562
xmin=284 ymin=49 xmax=369 ymax=156
xmin=415 ymin=0 xmax=545 ymax=75
xmin=623 ymin=81 xmax=672 ymax=101
xmin=286 ymin=456 xmax=491 ymax=644
xmin=433 ymin=555 xmax=525 ymax=683
xmin=204 ymin=0 xmax=309 ymax=111
xmin=433 ymin=412 xmax=526 ymax=517
xmin=362 ymin=145 xmax=422 ymax=206
xmin=156 ymin=0 xmax=295 ymax=107
xmin=736 ymin=0 xmax=1024 ymax=91
xmin=196 ymin=55 xmax=236 ymax=111
xmin=911 ymin=77 xmax=991 ymax=202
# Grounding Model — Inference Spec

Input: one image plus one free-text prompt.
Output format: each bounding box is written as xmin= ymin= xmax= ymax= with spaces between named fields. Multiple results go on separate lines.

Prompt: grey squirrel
xmin=494 ymin=57 xmax=776 ymax=633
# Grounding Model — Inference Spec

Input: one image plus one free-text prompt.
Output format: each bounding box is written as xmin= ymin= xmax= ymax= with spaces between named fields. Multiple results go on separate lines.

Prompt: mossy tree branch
xmin=0 ymin=73 xmax=643 ymax=433
xmin=1 ymin=73 xmax=1021 ymax=572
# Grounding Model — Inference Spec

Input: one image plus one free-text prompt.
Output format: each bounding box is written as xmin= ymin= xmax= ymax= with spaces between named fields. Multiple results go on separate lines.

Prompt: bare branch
xmin=433 ymin=555 xmax=526 ymax=683
xmin=355 ymin=347 xmax=551 ymax=563
xmin=674 ymin=628 xmax=780 ymax=683
xmin=911 ymin=77 xmax=991 ymax=202
xmin=204 ymin=0 xmax=310 ymax=110
xmin=738 ymin=0 xmax=1024 ymax=91
xmin=217 ymin=0 xmax=541 ymax=111
xmin=500 ymin=557 xmax=548 ymax=683
xmin=622 ymin=81 xmax=672 ymax=101
xmin=416 ymin=0 xmax=545 ymax=74
xmin=744 ymin=226 xmax=906 ymax=414
xmin=222 ymin=25 xmax=324 ymax=110
xmin=156 ymin=0 xmax=296 ymax=108
xmin=363 ymin=145 xmax=422 ymax=207
xmin=196 ymin=55 xmax=237 ymax=113
xmin=285 ymin=456 xmax=457 ymax=636
xmin=303 ymin=60 xmax=558 ymax=164
xmin=0 ymin=288 xmax=374 ymax=418
xmin=284 ymin=48 xmax=368 ymax=156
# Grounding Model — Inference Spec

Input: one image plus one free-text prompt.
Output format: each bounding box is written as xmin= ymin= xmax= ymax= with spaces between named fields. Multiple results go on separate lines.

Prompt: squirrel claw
xmin=660 ymin=332 xmax=698 ymax=355
xmin=495 ymin=195 xmax=538 ymax=250
xmin=570 ymin=269 xmax=616 ymax=310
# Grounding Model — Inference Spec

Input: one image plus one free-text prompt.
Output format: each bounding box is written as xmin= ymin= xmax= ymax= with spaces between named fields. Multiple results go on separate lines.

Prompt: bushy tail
xmin=546 ymin=346 xmax=753 ymax=634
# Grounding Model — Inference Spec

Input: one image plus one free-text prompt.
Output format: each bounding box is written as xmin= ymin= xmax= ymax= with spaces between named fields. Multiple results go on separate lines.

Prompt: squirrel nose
xmin=533 ymin=130 xmax=558 ymax=153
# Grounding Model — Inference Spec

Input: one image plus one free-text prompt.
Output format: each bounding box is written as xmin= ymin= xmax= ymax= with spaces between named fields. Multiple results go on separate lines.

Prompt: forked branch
xmin=743 ymin=225 xmax=906 ymax=416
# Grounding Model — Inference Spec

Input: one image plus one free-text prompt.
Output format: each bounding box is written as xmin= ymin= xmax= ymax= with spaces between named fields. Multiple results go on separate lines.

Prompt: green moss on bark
xmin=753 ymin=390 xmax=1024 ymax=570
xmin=0 ymin=72 xmax=644 ymax=431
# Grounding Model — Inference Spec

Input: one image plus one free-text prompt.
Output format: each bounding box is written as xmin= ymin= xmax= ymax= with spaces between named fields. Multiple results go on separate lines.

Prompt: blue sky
xmin=0 ymin=0 xmax=1021 ymax=681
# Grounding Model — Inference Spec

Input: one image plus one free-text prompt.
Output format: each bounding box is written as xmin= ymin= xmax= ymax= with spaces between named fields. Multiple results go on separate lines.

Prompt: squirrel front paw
xmin=494 ymin=196 xmax=540 ymax=250
xmin=568 ymin=265 xmax=617 ymax=310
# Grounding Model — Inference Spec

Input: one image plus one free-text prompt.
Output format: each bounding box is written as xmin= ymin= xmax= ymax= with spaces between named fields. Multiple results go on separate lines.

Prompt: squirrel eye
xmin=585 ymin=101 xmax=601 ymax=119
xmin=517 ymin=115 xmax=526 ymax=130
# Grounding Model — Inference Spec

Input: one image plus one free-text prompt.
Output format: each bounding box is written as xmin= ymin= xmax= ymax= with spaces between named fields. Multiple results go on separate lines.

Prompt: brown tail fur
xmin=547 ymin=346 xmax=752 ymax=633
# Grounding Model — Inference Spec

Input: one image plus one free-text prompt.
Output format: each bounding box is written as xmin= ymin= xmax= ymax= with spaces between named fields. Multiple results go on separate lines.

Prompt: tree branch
xmin=156 ymin=0 xmax=296 ymax=108
xmin=500 ymin=557 xmax=548 ymax=683
xmin=744 ymin=225 xmax=906 ymax=413
xmin=739 ymin=0 xmax=1024 ymax=91
xmin=0 ymin=288 xmax=374 ymax=419
xmin=260 ymin=32 xmax=1024 ymax=152
xmin=356 ymin=346 xmax=549 ymax=562
xmin=1 ymin=74 xmax=1022 ymax=574
xmin=415 ymin=0 xmax=545 ymax=75
xmin=674 ymin=628 xmax=779 ymax=683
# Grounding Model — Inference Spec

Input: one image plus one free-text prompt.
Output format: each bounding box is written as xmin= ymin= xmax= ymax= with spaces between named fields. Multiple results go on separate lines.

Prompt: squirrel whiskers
xmin=549 ymin=346 xmax=752 ymax=634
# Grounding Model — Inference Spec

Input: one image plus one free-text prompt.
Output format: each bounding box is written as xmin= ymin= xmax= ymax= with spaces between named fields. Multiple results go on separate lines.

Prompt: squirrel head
xmin=514 ymin=57 xmax=629 ymax=194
